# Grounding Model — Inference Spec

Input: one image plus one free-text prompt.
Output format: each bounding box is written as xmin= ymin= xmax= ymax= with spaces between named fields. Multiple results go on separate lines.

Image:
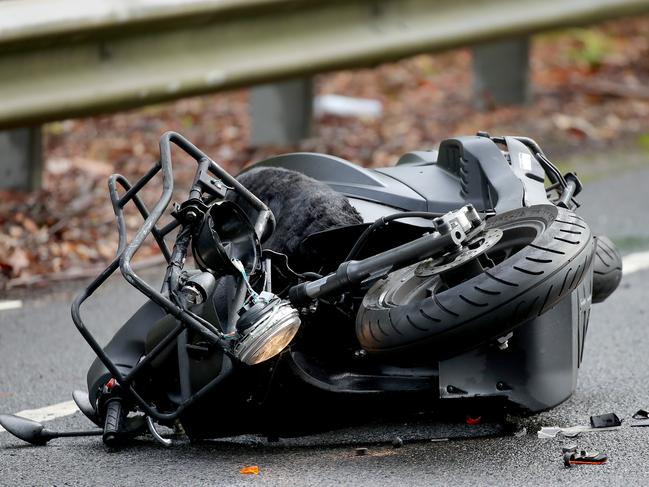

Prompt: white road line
xmin=0 ymin=300 xmax=22 ymax=311
xmin=623 ymin=250 xmax=649 ymax=275
xmin=0 ymin=400 xmax=78 ymax=433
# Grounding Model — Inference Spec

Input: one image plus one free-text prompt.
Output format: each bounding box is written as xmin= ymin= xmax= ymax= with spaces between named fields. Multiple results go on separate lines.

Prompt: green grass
xmin=636 ymin=133 xmax=649 ymax=153
xmin=551 ymin=141 xmax=649 ymax=184
xmin=612 ymin=235 xmax=649 ymax=254
xmin=567 ymin=29 xmax=612 ymax=69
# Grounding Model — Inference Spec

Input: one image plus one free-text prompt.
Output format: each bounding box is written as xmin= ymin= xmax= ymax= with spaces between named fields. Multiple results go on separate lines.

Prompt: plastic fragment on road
xmin=514 ymin=427 xmax=527 ymax=437
xmin=537 ymin=424 xmax=621 ymax=438
xmin=562 ymin=445 xmax=608 ymax=467
xmin=240 ymin=466 xmax=260 ymax=475
xmin=539 ymin=412 xmax=623 ymax=438
xmin=590 ymin=413 xmax=622 ymax=428
xmin=630 ymin=409 xmax=649 ymax=426
xmin=355 ymin=447 xmax=368 ymax=456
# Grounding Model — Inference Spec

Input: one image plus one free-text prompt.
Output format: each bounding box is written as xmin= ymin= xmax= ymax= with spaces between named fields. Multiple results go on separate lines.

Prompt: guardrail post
xmin=472 ymin=37 xmax=530 ymax=110
xmin=249 ymin=78 xmax=313 ymax=146
xmin=0 ymin=127 xmax=42 ymax=190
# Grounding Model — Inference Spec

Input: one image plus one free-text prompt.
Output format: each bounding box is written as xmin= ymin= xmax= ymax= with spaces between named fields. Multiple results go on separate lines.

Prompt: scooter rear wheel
xmin=591 ymin=235 xmax=623 ymax=304
xmin=356 ymin=205 xmax=594 ymax=357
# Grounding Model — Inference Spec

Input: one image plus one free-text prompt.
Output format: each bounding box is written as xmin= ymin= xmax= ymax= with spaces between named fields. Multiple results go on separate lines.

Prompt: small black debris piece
xmin=562 ymin=444 xmax=578 ymax=454
xmin=355 ymin=447 xmax=368 ymax=456
xmin=590 ymin=413 xmax=622 ymax=429
xmin=392 ymin=437 xmax=403 ymax=448
xmin=632 ymin=409 xmax=649 ymax=420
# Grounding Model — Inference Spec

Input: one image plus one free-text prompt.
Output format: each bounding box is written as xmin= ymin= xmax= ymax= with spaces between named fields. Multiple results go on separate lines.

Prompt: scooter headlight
xmin=233 ymin=296 xmax=301 ymax=365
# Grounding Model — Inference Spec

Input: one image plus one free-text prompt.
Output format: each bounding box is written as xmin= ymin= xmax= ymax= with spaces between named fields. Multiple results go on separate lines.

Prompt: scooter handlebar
xmin=289 ymin=231 xmax=457 ymax=305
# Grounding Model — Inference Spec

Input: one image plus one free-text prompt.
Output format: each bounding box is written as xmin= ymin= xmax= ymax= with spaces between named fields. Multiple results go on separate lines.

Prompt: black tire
xmin=591 ymin=235 xmax=622 ymax=304
xmin=356 ymin=205 xmax=595 ymax=356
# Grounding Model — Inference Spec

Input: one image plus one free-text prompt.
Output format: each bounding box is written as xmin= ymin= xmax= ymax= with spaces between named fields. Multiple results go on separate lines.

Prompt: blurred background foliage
xmin=1 ymin=16 xmax=648 ymax=288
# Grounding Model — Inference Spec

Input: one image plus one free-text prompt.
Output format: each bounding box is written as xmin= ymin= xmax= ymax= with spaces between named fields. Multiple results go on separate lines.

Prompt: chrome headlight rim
xmin=233 ymin=300 xmax=301 ymax=366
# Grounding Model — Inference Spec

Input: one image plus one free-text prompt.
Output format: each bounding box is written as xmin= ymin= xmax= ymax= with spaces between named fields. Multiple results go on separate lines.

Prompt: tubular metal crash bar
xmin=71 ymin=131 xmax=274 ymax=421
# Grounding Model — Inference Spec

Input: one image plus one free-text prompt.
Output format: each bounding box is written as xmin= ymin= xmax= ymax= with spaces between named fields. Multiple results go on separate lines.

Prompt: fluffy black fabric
xmin=235 ymin=167 xmax=363 ymax=257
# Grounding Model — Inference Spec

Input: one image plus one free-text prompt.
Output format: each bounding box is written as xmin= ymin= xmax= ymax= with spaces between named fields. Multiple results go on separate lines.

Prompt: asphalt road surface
xmin=1 ymin=165 xmax=649 ymax=486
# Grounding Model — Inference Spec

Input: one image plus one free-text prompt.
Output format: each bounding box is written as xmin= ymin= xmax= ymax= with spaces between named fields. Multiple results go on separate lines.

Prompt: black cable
xmin=262 ymin=249 xmax=323 ymax=281
xmin=345 ymin=211 xmax=439 ymax=261
xmin=512 ymin=136 xmax=567 ymax=188
xmin=301 ymin=271 xmax=324 ymax=280
xmin=536 ymin=152 xmax=567 ymax=188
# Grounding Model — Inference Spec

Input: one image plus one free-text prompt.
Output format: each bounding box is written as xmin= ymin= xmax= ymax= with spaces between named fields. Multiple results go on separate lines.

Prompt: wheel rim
xmin=375 ymin=214 xmax=548 ymax=308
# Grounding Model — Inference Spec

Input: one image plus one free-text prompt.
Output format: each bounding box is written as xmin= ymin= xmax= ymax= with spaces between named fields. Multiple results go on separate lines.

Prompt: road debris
xmin=539 ymin=412 xmax=622 ymax=438
xmin=630 ymin=410 xmax=649 ymax=427
xmin=562 ymin=445 xmax=608 ymax=467
xmin=355 ymin=447 xmax=369 ymax=456
xmin=391 ymin=436 xmax=403 ymax=448
xmin=239 ymin=466 xmax=260 ymax=475
xmin=513 ymin=427 xmax=527 ymax=438
xmin=538 ymin=424 xmax=621 ymax=438
xmin=590 ymin=413 xmax=622 ymax=428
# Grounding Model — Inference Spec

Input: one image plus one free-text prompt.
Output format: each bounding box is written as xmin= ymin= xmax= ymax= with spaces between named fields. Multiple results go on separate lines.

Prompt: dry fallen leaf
xmin=7 ymin=248 xmax=30 ymax=277
xmin=239 ymin=466 xmax=260 ymax=475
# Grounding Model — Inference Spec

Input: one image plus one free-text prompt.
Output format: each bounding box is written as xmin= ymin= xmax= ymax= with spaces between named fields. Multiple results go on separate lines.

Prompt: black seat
xmin=251 ymin=152 xmax=429 ymax=212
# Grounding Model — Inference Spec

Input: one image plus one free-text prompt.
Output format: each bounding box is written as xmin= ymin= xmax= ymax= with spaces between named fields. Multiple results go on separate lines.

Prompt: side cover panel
xmin=437 ymin=266 xmax=593 ymax=413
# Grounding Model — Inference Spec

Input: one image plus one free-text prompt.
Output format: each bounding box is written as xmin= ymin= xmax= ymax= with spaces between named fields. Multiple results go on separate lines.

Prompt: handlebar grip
xmin=102 ymin=399 xmax=124 ymax=446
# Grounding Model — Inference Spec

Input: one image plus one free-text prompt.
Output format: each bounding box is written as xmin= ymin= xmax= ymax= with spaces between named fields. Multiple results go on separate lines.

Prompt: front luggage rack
xmin=71 ymin=131 xmax=274 ymax=422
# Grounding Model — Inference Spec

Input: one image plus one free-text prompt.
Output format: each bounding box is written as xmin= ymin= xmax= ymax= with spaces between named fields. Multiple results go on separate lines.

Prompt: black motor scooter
xmin=0 ymin=131 xmax=622 ymax=447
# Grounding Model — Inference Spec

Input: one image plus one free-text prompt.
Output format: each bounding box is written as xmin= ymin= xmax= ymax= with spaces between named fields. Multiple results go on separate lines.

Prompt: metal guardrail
xmin=0 ymin=0 xmax=649 ymax=128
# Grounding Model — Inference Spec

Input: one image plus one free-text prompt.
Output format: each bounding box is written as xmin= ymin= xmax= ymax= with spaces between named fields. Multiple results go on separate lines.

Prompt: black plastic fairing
xmin=436 ymin=136 xmax=525 ymax=212
xmin=86 ymin=301 xmax=166 ymax=405
xmin=289 ymin=351 xmax=439 ymax=394
xmin=374 ymin=165 xmax=466 ymax=213
xmin=503 ymin=136 xmax=549 ymax=206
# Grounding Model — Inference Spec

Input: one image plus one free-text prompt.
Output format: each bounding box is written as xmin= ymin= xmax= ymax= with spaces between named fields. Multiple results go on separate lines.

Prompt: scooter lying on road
xmin=1 ymin=131 xmax=623 ymax=447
